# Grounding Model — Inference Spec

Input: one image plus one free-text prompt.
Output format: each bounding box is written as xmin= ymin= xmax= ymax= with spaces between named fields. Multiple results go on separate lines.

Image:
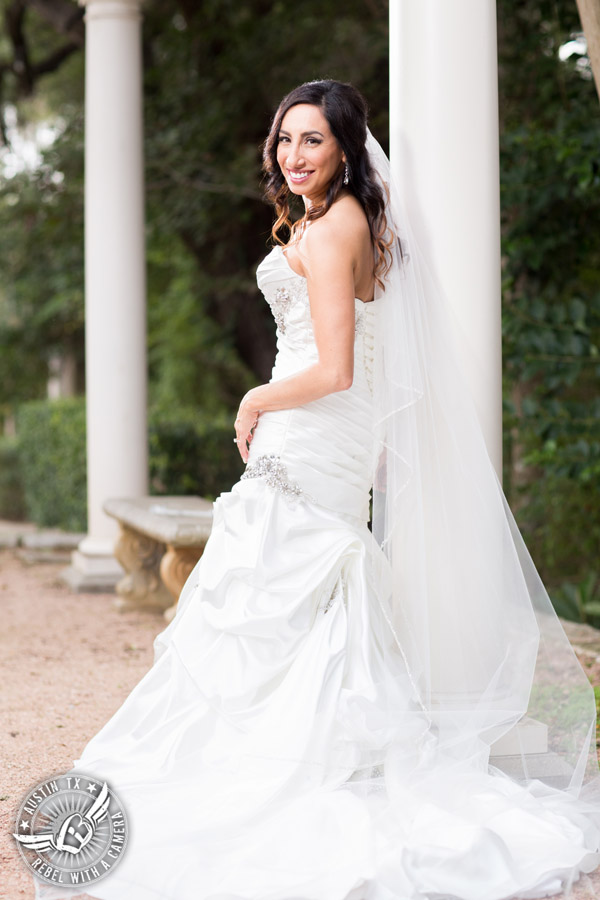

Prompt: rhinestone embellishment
xmin=354 ymin=306 xmax=366 ymax=336
xmin=271 ymin=287 xmax=292 ymax=334
xmin=241 ymin=453 xmax=306 ymax=500
xmin=319 ymin=577 xmax=345 ymax=614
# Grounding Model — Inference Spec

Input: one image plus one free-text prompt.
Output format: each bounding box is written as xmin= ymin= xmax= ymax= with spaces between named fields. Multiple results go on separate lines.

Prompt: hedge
xmin=16 ymin=398 xmax=88 ymax=532
xmin=12 ymin=398 xmax=244 ymax=531
xmin=0 ymin=435 xmax=27 ymax=521
xmin=149 ymin=408 xmax=243 ymax=499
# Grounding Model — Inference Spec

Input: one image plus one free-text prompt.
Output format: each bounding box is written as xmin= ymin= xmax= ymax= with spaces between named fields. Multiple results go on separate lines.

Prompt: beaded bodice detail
xmin=256 ymin=245 xmax=375 ymax=379
xmin=241 ymin=452 xmax=311 ymax=504
xmin=267 ymin=279 xmax=368 ymax=339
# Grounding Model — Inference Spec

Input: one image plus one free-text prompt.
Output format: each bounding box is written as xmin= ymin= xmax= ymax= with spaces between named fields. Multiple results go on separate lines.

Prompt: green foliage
xmin=146 ymin=234 xmax=256 ymax=415
xmin=149 ymin=407 xmax=244 ymax=499
xmin=140 ymin=0 xmax=388 ymax=383
xmin=17 ymin=397 xmax=87 ymax=532
xmin=0 ymin=435 xmax=26 ymax=521
xmin=0 ymin=0 xmax=389 ymax=417
xmin=498 ymin=0 xmax=600 ymax=598
xmin=0 ymin=105 xmax=86 ymax=412
xmin=14 ymin=397 xmax=244 ymax=530
xmin=551 ymin=572 xmax=600 ymax=627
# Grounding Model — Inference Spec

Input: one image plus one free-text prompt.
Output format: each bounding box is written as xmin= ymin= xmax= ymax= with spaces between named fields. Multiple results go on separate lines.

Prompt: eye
xmin=306 ymin=138 xmax=322 ymax=145
xmin=277 ymin=135 xmax=290 ymax=143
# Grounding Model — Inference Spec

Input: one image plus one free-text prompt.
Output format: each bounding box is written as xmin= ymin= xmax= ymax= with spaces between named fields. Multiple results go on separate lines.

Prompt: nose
xmin=285 ymin=140 xmax=306 ymax=169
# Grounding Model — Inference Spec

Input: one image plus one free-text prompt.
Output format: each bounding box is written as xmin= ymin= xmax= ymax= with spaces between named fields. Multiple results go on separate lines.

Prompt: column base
xmin=487 ymin=718 xmax=573 ymax=787
xmin=61 ymin=537 xmax=124 ymax=593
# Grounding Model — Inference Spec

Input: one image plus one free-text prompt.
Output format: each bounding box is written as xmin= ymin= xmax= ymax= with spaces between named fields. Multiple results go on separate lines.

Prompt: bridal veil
xmin=365 ymin=125 xmax=600 ymax=864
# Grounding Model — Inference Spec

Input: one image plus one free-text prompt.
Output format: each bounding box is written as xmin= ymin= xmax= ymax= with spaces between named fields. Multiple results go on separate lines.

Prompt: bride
xmin=32 ymin=80 xmax=600 ymax=900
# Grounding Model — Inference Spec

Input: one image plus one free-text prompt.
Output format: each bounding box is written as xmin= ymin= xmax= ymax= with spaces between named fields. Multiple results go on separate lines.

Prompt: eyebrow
xmin=278 ymin=129 xmax=324 ymax=137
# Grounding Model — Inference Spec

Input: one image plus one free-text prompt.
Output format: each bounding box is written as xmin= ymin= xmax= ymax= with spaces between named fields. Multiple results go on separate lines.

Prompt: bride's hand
xmin=234 ymin=389 xmax=261 ymax=463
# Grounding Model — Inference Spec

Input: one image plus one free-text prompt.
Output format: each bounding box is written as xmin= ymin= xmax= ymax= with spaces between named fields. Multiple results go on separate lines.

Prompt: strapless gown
xmin=34 ymin=246 xmax=600 ymax=900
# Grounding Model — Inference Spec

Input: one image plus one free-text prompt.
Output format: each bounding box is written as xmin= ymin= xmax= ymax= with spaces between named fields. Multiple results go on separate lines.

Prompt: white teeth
xmin=289 ymin=170 xmax=311 ymax=180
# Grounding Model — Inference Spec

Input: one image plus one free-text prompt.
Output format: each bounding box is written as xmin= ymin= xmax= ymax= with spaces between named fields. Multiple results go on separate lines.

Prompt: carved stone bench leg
xmin=113 ymin=525 xmax=172 ymax=613
xmin=161 ymin=544 xmax=207 ymax=622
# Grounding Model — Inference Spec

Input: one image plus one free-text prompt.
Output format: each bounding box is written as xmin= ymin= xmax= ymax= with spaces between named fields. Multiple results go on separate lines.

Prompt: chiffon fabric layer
xmin=35 ymin=245 xmax=600 ymax=900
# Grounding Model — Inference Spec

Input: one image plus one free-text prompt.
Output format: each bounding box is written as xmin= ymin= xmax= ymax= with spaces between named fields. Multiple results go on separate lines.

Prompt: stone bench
xmin=103 ymin=496 xmax=214 ymax=621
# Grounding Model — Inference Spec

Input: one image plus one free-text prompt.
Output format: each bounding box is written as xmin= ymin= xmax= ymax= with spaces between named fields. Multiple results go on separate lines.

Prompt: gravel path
xmin=1 ymin=547 xmax=600 ymax=900
xmin=0 ymin=549 xmax=158 ymax=900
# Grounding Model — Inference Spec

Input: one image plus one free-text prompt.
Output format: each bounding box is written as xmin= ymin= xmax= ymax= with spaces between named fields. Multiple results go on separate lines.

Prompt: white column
xmin=390 ymin=4 xmax=553 ymax=762
xmin=389 ymin=0 xmax=503 ymax=476
xmin=64 ymin=0 xmax=148 ymax=591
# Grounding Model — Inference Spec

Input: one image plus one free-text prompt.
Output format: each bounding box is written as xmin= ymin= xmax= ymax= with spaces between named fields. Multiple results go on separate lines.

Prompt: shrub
xmin=148 ymin=407 xmax=243 ymax=499
xmin=0 ymin=435 xmax=27 ymax=521
xmin=17 ymin=398 xmax=87 ymax=532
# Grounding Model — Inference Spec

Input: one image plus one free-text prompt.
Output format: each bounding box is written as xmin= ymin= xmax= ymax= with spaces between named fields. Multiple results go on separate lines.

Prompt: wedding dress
xmin=30 ymin=233 xmax=600 ymax=900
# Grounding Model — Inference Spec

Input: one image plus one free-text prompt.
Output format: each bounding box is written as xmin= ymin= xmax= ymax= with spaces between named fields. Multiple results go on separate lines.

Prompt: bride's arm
xmin=234 ymin=218 xmax=359 ymax=462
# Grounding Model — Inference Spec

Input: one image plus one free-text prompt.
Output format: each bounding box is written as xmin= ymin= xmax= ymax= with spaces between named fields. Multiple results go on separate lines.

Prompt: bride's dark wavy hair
xmin=262 ymin=79 xmax=395 ymax=288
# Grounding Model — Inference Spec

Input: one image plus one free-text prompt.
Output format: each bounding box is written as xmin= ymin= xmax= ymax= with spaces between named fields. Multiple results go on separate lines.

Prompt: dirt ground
xmin=2 ymin=546 xmax=600 ymax=900
xmin=0 ymin=549 xmax=158 ymax=900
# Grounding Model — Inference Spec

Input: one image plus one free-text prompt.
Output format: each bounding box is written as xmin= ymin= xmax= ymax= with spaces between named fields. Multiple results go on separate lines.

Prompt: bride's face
xmin=276 ymin=103 xmax=346 ymax=206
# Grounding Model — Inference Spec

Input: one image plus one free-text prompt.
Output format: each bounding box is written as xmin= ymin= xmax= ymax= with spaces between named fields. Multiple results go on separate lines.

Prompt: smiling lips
xmin=287 ymin=169 xmax=314 ymax=184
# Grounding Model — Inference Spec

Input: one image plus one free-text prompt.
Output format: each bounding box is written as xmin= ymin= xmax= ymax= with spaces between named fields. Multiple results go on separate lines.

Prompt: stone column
xmin=389 ymin=0 xmax=503 ymax=476
xmin=64 ymin=0 xmax=148 ymax=591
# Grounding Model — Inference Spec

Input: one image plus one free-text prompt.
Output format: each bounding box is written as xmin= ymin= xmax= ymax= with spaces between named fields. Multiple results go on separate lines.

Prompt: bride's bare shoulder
xmin=304 ymin=195 xmax=370 ymax=259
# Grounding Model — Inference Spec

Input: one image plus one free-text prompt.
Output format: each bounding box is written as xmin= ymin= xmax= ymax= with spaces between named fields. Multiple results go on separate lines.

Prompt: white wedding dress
xmin=35 ymin=245 xmax=600 ymax=900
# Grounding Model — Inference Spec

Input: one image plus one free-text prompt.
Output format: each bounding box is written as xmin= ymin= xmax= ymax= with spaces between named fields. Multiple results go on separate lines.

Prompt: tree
xmin=0 ymin=0 xmax=389 ymax=418
xmin=0 ymin=0 xmax=83 ymax=143
xmin=498 ymin=0 xmax=600 ymax=593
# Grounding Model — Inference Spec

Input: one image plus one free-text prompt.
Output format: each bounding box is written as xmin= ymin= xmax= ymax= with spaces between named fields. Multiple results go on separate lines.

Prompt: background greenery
xmin=498 ymin=2 xmax=600 ymax=618
xmin=0 ymin=0 xmax=598 ymax=620
xmin=10 ymin=398 xmax=242 ymax=532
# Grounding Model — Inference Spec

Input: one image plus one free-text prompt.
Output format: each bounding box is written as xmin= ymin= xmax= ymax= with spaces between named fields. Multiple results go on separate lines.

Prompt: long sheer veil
xmin=366 ymin=125 xmax=600 ymax=850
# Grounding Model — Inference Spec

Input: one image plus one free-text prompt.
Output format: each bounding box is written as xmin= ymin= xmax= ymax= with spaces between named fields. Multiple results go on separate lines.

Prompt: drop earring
xmin=343 ymin=163 xmax=349 ymax=186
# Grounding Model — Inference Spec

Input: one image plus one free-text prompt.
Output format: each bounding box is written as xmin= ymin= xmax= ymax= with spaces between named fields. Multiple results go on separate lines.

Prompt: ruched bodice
xmin=246 ymin=245 xmax=376 ymax=524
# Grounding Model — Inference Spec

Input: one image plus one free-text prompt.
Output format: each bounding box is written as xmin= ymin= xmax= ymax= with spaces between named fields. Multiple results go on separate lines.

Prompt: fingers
xmin=233 ymin=414 xmax=259 ymax=463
